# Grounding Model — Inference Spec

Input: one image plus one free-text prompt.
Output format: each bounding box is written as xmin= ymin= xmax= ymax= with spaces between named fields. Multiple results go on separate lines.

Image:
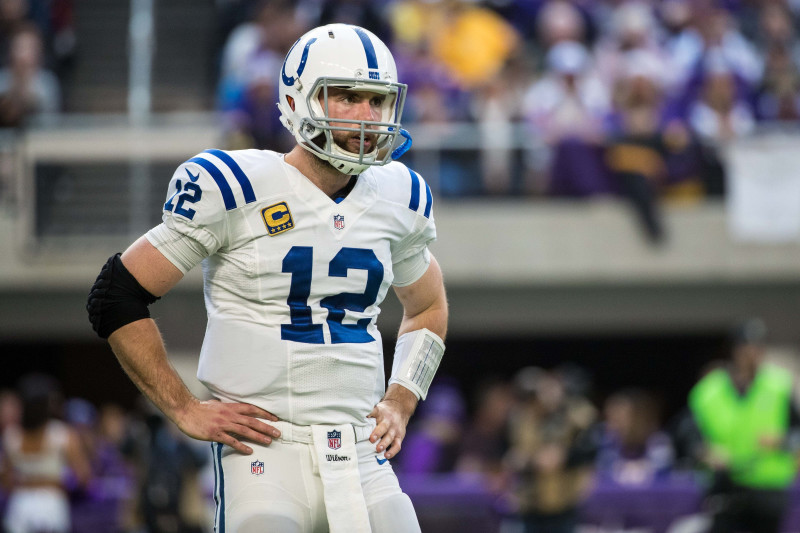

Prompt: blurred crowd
xmin=1 ymin=320 xmax=798 ymax=532
xmin=0 ymin=364 xmax=724 ymax=533
xmin=0 ymin=0 xmax=798 ymax=237
xmin=0 ymin=376 xmax=211 ymax=533
xmin=0 ymin=0 xmax=73 ymax=128
xmin=393 ymin=368 xmax=681 ymax=532
xmin=216 ymin=0 xmax=800 ymax=240
xmin=0 ymin=0 xmax=798 ymax=214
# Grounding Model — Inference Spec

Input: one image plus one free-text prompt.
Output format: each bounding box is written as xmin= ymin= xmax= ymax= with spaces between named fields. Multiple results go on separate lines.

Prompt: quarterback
xmin=87 ymin=24 xmax=447 ymax=533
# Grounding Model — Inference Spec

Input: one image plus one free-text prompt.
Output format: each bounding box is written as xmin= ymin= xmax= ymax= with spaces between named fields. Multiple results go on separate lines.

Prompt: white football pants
xmin=211 ymin=423 xmax=422 ymax=533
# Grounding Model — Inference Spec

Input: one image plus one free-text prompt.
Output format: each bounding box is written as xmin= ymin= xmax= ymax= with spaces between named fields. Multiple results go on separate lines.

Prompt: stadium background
xmin=2 ymin=0 xmax=800 ymax=531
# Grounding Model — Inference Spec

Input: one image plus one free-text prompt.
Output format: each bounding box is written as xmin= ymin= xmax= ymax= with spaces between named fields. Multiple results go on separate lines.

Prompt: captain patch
xmin=261 ymin=202 xmax=294 ymax=236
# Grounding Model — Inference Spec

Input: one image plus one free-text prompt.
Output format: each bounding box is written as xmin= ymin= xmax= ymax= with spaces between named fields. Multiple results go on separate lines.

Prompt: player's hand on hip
xmin=176 ymin=399 xmax=281 ymax=455
xmin=367 ymin=384 xmax=418 ymax=459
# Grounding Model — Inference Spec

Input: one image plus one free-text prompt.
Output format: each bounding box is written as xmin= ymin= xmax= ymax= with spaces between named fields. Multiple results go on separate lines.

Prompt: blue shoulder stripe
xmin=204 ymin=149 xmax=256 ymax=204
xmin=408 ymin=167 xmax=420 ymax=213
xmin=423 ymin=182 xmax=433 ymax=219
xmin=187 ymin=157 xmax=236 ymax=210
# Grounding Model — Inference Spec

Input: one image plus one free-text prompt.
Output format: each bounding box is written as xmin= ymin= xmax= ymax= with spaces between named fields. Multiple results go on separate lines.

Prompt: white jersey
xmin=146 ymin=149 xmax=436 ymax=426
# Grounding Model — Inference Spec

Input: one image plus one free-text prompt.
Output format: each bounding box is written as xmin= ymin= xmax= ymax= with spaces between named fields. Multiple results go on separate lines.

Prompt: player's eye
xmin=370 ymin=96 xmax=385 ymax=108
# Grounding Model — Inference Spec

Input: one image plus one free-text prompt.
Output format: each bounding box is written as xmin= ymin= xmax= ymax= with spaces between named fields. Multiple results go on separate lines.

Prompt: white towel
xmin=311 ymin=424 xmax=372 ymax=533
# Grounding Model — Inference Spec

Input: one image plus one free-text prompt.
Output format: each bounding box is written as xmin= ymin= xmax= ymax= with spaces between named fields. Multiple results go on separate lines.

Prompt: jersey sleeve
xmin=390 ymin=167 xmax=437 ymax=286
xmin=150 ymin=155 xmax=231 ymax=265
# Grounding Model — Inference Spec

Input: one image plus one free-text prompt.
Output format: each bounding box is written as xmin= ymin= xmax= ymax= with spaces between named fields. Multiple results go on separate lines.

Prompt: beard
xmin=330 ymin=128 xmax=379 ymax=156
xmin=306 ymin=128 xmax=381 ymax=175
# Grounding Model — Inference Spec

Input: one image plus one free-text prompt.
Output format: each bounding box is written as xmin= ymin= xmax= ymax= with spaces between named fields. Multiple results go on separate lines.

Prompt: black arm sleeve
xmin=87 ymin=253 xmax=160 ymax=339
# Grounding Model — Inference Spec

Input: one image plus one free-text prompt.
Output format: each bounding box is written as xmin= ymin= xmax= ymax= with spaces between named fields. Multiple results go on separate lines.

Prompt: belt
xmin=270 ymin=420 xmax=375 ymax=445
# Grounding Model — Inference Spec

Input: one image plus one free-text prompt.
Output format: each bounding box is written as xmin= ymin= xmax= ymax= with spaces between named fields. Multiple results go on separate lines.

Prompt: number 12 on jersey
xmin=281 ymin=246 xmax=384 ymax=344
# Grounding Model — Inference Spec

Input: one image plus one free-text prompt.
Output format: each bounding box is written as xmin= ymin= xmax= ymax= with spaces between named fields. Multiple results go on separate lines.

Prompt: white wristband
xmin=388 ymin=328 xmax=445 ymax=401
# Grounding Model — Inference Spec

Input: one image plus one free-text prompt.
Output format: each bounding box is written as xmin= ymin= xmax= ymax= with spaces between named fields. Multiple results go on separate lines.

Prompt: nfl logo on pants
xmin=251 ymin=460 xmax=264 ymax=475
xmin=327 ymin=429 xmax=341 ymax=450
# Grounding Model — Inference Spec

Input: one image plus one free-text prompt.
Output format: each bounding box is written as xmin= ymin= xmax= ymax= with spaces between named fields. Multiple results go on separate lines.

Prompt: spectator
xmin=535 ymin=0 xmax=588 ymax=51
xmin=659 ymin=0 xmax=696 ymax=78
xmin=456 ymin=378 xmax=514 ymax=492
xmin=393 ymin=379 xmax=466 ymax=475
xmin=0 ymin=389 xmax=20 ymax=437
xmin=603 ymin=49 xmax=703 ymax=242
xmin=63 ymin=398 xmax=97 ymax=476
xmin=596 ymin=388 xmax=675 ymax=486
xmin=0 ymin=23 xmax=60 ymax=128
xmin=472 ymin=52 xmax=533 ymax=195
xmin=593 ymin=2 xmax=676 ymax=93
xmin=221 ymin=52 xmax=293 ymax=151
xmin=216 ymin=0 xmax=303 ymax=111
xmin=64 ymin=399 xmax=133 ymax=485
xmin=385 ymin=0 xmax=438 ymax=51
xmin=522 ymin=40 xmax=611 ymax=196
xmin=523 ymin=40 xmax=609 ymax=146
xmin=688 ymin=318 xmax=800 ymax=533
xmin=429 ymin=0 xmax=520 ymax=90
xmin=688 ymin=6 xmax=763 ymax=88
xmin=756 ymin=42 xmax=800 ymax=122
xmin=688 ymin=62 xmax=755 ymax=144
xmin=0 ymin=374 xmax=91 ymax=533
xmin=754 ymin=2 xmax=800 ymax=71
xmin=125 ymin=402 xmax=208 ymax=533
xmin=0 ymin=0 xmax=29 ymax=68
xmin=504 ymin=367 xmax=598 ymax=533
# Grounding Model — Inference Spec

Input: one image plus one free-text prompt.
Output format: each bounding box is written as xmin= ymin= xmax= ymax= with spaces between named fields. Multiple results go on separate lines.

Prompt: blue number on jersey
xmin=281 ymin=246 xmax=384 ymax=344
xmin=281 ymin=246 xmax=325 ymax=344
xmin=164 ymin=170 xmax=203 ymax=220
xmin=322 ymin=248 xmax=384 ymax=344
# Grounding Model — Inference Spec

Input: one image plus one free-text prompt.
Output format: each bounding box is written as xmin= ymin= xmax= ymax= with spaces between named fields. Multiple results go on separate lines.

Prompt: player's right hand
xmin=175 ymin=399 xmax=281 ymax=455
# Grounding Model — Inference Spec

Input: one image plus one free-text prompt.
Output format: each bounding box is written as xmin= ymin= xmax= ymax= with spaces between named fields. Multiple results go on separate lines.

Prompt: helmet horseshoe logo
xmin=281 ymin=38 xmax=318 ymax=87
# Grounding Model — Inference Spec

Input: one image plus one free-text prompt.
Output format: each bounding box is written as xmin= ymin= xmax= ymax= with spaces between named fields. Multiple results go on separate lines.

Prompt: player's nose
xmin=354 ymin=100 xmax=380 ymax=122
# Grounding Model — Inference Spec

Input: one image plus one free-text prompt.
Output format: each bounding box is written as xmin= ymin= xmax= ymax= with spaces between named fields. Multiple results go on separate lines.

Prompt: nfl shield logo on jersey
xmin=333 ymin=214 xmax=345 ymax=230
xmin=327 ymin=429 xmax=341 ymax=450
xmin=251 ymin=460 xmax=264 ymax=476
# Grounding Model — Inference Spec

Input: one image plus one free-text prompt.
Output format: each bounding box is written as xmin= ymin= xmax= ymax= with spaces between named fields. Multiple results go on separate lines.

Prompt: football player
xmin=87 ymin=24 xmax=448 ymax=533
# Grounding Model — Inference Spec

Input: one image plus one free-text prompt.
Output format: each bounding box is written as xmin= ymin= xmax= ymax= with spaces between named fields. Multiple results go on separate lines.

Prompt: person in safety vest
xmin=689 ymin=318 xmax=800 ymax=533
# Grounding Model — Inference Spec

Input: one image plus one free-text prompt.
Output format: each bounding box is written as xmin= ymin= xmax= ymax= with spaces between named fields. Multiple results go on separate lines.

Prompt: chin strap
xmin=391 ymin=128 xmax=413 ymax=160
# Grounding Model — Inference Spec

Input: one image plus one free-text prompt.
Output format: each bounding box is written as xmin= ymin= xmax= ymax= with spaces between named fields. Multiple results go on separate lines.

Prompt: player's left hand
xmin=367 ymin=383 xmax=418 ymax=459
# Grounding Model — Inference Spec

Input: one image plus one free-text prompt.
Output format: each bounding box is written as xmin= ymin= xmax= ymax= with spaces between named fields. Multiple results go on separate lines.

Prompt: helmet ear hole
xmin=286 ymin=95 xmax=295 ymax=111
